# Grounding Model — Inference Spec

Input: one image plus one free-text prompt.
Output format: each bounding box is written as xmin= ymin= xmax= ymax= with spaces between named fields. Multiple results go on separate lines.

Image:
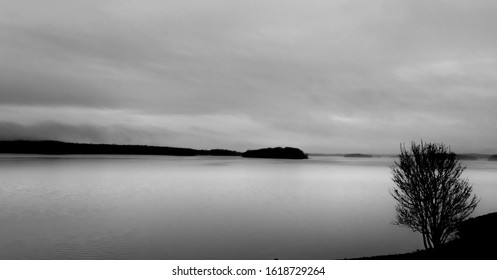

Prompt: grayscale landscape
xmin=0 ymin=0 xmax=496 ymax=259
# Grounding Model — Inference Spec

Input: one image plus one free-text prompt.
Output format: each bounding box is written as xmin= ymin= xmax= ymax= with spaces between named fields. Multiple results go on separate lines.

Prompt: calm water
xmin=0 ymin=155 xmax=495 ymax=259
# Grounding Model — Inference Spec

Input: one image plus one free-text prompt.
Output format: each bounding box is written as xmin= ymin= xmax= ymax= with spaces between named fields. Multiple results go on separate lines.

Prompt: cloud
xmin=0 ymin=0 xmax=496 ymax=153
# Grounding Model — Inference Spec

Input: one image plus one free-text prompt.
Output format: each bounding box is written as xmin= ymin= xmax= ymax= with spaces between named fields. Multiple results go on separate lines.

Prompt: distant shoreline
xmin=343 ymin=153 xmax=373 ymax=158
xmin=0 ymin=140 xmax=241 ymax=157
xmin=1 ymin=140 xmax=495 ymax=160
xmin=0 ymin=140 xmax=308 ymax=160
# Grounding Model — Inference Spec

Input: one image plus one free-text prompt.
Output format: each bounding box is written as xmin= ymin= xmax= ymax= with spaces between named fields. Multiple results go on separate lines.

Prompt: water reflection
xmin=0 ymin=155 xmax=495 ymax=259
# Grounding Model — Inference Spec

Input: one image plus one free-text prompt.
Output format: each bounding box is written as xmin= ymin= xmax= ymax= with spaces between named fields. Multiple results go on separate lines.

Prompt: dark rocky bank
xmin=358 ymin=212 xmax=497 ymax=260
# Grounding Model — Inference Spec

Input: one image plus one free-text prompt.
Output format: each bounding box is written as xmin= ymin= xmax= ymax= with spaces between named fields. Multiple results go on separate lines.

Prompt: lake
xmin=0 ymin=155 xmax=495 ymax=259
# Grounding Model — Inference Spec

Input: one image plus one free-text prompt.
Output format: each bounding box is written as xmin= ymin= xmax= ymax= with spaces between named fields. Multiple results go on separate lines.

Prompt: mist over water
xmin=0 ymin=155 xmax=495 ymax=259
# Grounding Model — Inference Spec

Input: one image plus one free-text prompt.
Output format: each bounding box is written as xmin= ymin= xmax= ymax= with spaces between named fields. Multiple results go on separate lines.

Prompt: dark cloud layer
xmin=1 ymin=0 xmax=496 ymax=153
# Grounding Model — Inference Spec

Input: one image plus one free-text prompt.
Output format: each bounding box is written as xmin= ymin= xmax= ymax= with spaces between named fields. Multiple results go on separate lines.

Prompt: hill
xmin=0 ymin=140 xmax=241 ymax=156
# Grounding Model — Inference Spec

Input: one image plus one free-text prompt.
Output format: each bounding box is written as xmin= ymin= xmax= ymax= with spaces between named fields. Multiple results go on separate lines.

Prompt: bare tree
xmin=391 ymin=141 xmax=479 ymax=250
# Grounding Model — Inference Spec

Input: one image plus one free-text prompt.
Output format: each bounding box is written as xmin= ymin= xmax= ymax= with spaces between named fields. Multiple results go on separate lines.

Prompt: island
xmin=241 ymin=147 xmax=308 ymax=159
xmin=343 ymin=153 xmax=373 ymax=158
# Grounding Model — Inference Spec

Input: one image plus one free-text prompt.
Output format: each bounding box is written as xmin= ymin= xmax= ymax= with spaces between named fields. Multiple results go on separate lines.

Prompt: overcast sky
xmin=1 ymin=0 xmax=497 ymax=153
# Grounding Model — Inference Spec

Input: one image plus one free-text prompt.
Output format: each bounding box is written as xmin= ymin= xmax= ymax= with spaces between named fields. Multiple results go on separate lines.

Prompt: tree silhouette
xmin=391 ymin=141 xmax=479 ymax=250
